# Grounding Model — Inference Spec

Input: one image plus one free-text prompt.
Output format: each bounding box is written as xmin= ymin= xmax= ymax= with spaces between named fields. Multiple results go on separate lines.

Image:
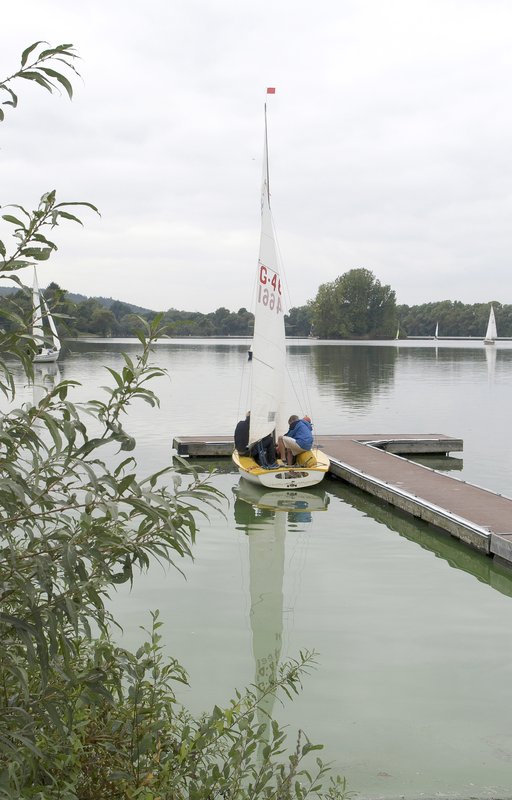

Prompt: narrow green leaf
xmin=0 ymin=86 xmax=18 ymax=107
xmin=21 ymin=41 xmax=46 ymax=67
xmin=2 ymin=214 xmax=26 ymax=227
xmin=39 ymin=68 xmax=73 ymax=99
xmin=54 ymin=200 xmax=100 ymax=215
xmin=18 ymin=72 xmax=53 ymax=92
xmin=39 ymin=44 xmax=75 ymax=58
xmin=54 ymin=210 xmax=83 ymax=225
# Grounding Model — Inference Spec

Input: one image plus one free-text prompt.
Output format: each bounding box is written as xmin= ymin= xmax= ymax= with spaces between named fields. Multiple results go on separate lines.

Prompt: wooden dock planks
xmin=172 ymin=432 xmax=512 ymax=567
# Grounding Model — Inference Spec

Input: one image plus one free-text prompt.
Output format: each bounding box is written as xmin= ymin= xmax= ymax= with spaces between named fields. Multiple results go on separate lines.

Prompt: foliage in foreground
xmin=0 ymin=42 xmax=350 ymax=798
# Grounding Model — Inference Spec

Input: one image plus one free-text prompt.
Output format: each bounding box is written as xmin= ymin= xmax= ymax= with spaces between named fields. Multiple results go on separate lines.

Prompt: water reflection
xmin=485 ymin=345 xmax=496 ymax=382
xmin=311 ymin=344 xmax=397 ymax=405
xmin=31 ymin=363 xmax=61 ymax=407
xmin=408 ymin=454 xmax=463 ymax=471
xmin=329 ymin=479 xmax=512 ymax=600
xmin=233 ymin=482 xmax=329 ymax=738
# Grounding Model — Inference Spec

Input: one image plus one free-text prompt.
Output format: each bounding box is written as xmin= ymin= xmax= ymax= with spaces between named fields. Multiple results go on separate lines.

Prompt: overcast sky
xmin=2 ymin=0 xmax=512 ymax=313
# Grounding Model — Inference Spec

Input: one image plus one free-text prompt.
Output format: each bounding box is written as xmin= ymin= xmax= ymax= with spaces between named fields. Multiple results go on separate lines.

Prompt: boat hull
xmin=232 ymin=448 xmax=329 ymax=489
xmin=34 ymin=349 xmax=60 ymax=363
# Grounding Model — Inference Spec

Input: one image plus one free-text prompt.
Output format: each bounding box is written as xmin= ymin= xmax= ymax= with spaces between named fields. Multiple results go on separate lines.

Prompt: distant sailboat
xmin=32 ymin=268 xmax=61 ymax=363
xmin=484 ymin=305 xmax=497 ymax=346
xmin=434 ymin=322 xmax=439 ymax=339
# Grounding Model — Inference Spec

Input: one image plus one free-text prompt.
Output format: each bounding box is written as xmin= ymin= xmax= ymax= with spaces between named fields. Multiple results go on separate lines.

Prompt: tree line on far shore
xmin=3 ymin=268 xmax=510 ymax=339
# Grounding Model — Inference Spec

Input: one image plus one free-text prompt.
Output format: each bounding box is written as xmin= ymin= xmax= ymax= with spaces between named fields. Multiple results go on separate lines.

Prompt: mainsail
xmin=32 ymin=269 xmax=45 ymax=350
xmin=248 ymin=103 xmax=286 ymax=447
xmin=32 ymin=268 xmax=61 ymax=361
xmin=484 ymin=305 xmax=497 ymax=343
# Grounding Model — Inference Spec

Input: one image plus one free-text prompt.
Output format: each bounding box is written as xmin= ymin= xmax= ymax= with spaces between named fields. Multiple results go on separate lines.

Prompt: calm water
xmin=20 ymin=339 xmax=512 ymax=799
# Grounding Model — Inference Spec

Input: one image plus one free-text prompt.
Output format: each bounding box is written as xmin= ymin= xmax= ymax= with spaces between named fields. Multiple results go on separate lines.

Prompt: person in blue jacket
xmin=278 ymin=414 xmax=313 ymax=465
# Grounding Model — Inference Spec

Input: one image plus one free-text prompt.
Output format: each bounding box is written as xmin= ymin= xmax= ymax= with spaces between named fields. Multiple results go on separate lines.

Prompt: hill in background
xmin=0 ymin=285 xmax=153 ymax=316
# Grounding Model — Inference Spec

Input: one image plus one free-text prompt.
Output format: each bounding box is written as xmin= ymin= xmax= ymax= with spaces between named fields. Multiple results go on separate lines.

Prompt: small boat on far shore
xmin=32 ymin=268 xmax=61 ymax=363
xmin=484 ymin=305 xmax=497 ymax=346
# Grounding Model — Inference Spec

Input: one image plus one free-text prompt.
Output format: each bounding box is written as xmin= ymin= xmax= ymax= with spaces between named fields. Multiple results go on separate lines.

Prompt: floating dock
xmin=173 ymin=432 xmax=512 ymax=568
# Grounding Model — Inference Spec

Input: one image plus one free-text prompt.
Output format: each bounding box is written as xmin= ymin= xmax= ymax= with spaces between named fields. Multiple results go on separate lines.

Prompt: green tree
xmin=311 ymin=268 xmax=397 ymax=339
xmin=0 ymin=42 xmax=349 ymax=799
xmin=285 ymin=305 xmax=312 ymax=337
xmin=91 ymin=305 xmax=118 ymax=336
xmin=397 ymin=299 xmax=511 ymax=338
xmin=109 ymin=299 xmax=134 ymax=321
xmin=119 ymin=311 xmax=145 ymax=335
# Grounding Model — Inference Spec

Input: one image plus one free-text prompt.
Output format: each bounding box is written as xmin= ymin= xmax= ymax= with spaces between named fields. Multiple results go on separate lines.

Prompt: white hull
xmin=233 ymin=449 xmax=329 ymax=489
xmin=34 ymin=349 xmax=59 ymax=363
xmin=234 ymin=481 xmax=329 ymax=511
xmin=484 ymin=339 xmax=495 ymax=346
xmin=241 ymin=469 xmax=326 ymax=489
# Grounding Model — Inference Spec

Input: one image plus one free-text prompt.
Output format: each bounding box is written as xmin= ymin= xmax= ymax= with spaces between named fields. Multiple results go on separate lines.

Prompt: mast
xmin=264 ymin=103 xmax=270 ymax=208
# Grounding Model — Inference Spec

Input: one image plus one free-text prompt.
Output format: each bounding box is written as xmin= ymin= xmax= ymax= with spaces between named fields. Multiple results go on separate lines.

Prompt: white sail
xmin=32 ymin=269 xmax=45 ymax=348
xmin=32 ymin=268 xmax=60 ymax=363
xmin=484 ymin=305 xmax=497 ymax=344
xmin=434 ymin=322 xmax=439 ymax=339
xmin=248 ymin=103 xmax=286 ymax=446
xmin=41 ymin=294 xmax=61 ymax=352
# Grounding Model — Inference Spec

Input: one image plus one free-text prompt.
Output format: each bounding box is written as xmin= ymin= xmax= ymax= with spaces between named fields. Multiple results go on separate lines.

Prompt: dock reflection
xmin=329 ymin=479 xmax=512 ymax=600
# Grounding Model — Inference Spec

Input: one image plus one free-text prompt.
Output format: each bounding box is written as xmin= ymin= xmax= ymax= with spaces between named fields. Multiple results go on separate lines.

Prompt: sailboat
xmin=434 ymin=322 xmax=439 ymax=339
xmin=32 ymin=268 xmax=61 ymax=363
xmin=484 ymin=304 xmax=497 ymax=346
xmin=232 ymin=94 xmax=329 ymax=489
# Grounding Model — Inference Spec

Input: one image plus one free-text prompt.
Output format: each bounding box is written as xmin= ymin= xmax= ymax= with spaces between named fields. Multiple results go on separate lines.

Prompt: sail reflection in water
xmin=31 ymin=363 xmax=61 ymax=409
xmin=233 ymin=483 xmax=329 ymax=737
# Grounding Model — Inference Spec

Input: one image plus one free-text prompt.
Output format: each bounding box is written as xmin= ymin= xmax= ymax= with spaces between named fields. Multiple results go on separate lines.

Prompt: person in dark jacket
xmin=278 ymin=414 xmax=313 ymax=465
xmin=234 ymin=412 xmax=251 ymax=455
xmin=234 ymin=412 xmax=278 ymax=468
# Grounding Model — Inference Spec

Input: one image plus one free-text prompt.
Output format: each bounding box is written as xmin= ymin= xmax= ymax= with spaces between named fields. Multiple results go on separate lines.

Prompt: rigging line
xmin=236 ymin=354 xmax=252 ymax=424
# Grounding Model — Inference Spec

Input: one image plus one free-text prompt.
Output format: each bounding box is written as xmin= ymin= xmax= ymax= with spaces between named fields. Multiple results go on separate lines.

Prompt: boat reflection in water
xmin=31 ymin=363 xmax=61 ymax=408
xmin=232 ymin=482 xmax=329 ymax=746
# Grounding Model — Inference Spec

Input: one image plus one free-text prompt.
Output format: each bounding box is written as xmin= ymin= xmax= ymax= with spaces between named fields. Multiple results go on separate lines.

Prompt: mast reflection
xmin=233 ymin=483 xmax=329 ymax=736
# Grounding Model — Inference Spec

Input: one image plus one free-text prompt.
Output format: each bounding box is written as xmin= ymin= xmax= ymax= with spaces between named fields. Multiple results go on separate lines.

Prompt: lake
xmin=22 ymin=338 xmax=512 ymax=800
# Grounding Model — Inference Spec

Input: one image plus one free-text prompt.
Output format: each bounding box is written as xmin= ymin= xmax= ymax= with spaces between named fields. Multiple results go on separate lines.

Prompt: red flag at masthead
xmin=266 ymin=87 xmax=276 ymax=94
